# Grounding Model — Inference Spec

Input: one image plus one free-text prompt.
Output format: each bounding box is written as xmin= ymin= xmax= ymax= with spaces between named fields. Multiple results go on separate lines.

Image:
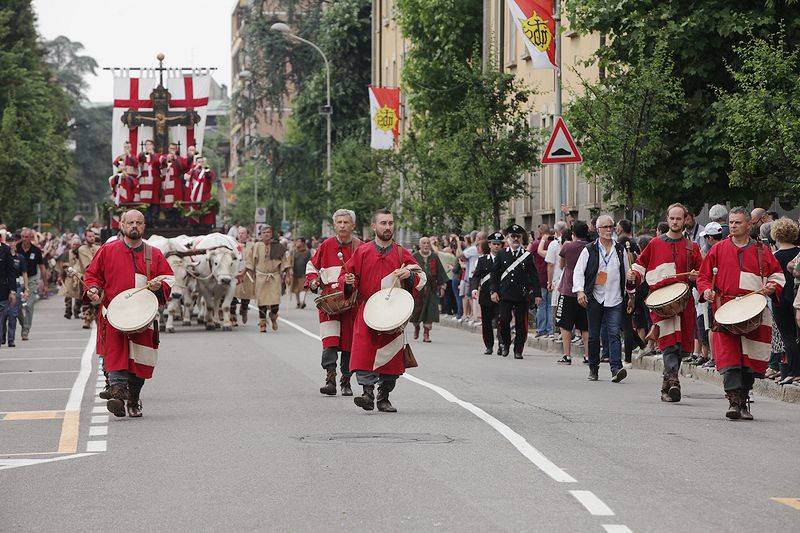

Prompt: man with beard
xmin=84 ymin=210 xmax=174 ymax=418
xmin=75 ymin=230 xmax=101 ymax=329
xmin=230 ymin=227 xmax=255 ymax=327
xmin=306 ymin=209 xmax=362 ymax=396
xmin=340 ymin=209 xmax=425 ymax=412
xmin=628 ymin=204 xmax=702 ymax=402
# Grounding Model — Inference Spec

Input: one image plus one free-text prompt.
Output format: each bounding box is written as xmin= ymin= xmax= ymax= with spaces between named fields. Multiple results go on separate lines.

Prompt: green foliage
xmin=568 ymin=41 xmax=686 ymax=216
xmin=569 ymin=0 xmax=800 ymax=205
xmin=0 ymin=1 xmax=75 ymax=228
xmin=717 ymin=32 xmax=800 ymax=201
xmin=71 ymin=104 xmax=111 ymax=206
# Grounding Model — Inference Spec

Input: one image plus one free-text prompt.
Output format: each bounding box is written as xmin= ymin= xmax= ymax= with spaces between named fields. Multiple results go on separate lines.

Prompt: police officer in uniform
xmin=490 ymin=224 xmax=542 ymax=359
xmin=470 ymin=231 xmax=504 ymax=354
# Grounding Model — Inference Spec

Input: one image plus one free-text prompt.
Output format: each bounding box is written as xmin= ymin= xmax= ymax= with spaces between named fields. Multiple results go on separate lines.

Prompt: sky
xmin=32 ymin=0 xmax=233 ymax=103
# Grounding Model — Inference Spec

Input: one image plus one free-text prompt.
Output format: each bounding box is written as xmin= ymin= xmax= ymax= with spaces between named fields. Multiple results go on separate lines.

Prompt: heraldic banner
xmin=506 ymin=0 xmax=557 ymax=70
xmin=112 ymin=68 xmax=211 ymax=158
xmin=369 ymin=85 xmax=401 ymax=150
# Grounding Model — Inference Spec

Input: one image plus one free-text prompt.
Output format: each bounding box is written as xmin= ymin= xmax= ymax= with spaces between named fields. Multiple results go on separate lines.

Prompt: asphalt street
xmin=2 ymin=295 xmax=800 ymax=532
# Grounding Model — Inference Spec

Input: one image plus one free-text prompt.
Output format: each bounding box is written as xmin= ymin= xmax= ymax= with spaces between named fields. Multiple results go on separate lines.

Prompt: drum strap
xmin=144 ymin=243 xmax=152 ymax=280
xmin=756 ymin=241 xmax=765 ymax=281
xmin=684 ymin=238 xmax=693 ymax=273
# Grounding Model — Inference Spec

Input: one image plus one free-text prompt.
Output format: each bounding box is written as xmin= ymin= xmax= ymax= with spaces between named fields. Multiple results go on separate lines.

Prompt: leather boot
xmin=725 ymin=391 xmax=741 ymax=420
xmin=413 ymin=323 xmax=420 ymax=340
xmin=320 ymin=370 xmax=337 ymax=396
xmin=98 ymin=373 xmax=111 ymax=400
xmin=340 ymin=374 xmax=353 ymax=396
xmin=126 ymin=385 xmax=143 ymax=418
xmin=667 ymin=375 xmax=681 ymax=402
xmin=240 ymin=306 xmax=248 ymax=324
xmin=259 ymin=319 xmax=267 ymax=333
xmin=660 ymin=377 xmax=672 ymax=402
xmin=231 ymin=313 xmax=238 ymax=327
xmin=269 ymin=312 xmax=278 ymax=331
xmin=740 ymin=390 xmax=753 ymax=420
xmin=106 ymin=383 xmax=129 ymax=418
xmin=423 ymin=326 xmax=431 ymax=343
xmin=376 ymin=384 xmax=397 ymax=412
xmin=353 ymin=385 xmax=375 ymax=411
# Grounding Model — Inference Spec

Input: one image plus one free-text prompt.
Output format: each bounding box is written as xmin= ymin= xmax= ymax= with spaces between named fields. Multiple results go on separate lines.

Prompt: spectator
xmin=15 ymin=228 xmax=46 ymax=341
xmin=770 ymin=218 xmax=800 ymax=385
xmin=435 ymin=236 xmax=458 ymax=315
xmin=542 ymin=221 xmax=567 ymax=340
xmin=555 ymin=221 xmax=590 ymax=365
xmin=0 ymin=231 xmax=19 ymax=348
xmin=530 ymin=224 xmax=552 ymax=337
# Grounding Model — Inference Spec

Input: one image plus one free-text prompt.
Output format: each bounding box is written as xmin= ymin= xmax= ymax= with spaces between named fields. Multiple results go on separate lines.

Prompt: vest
xmin=583 ymin=240 xmax=626 ymax=300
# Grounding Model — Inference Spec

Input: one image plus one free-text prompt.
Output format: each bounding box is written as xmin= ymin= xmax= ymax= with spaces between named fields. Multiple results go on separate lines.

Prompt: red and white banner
xmin=112 ymin=69 xmax=210 ymax=159
xmin=507 ymin=0 xmax=557 ymax=70
xmin=369 ymin=86 xmax=401 ymax=150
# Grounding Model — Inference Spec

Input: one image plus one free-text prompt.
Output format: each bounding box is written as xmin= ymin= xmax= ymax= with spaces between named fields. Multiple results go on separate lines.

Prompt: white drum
xmin=106 ymin=288 xmax=159 ymax=334
xmin=715 ymin=293 xmax=767 ymax=335
xmin=363 ymin=287 xmax=414 ymax=335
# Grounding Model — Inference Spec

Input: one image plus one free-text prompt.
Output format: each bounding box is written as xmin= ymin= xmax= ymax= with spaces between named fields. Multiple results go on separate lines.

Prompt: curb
xmin=438 ymin=315 xmax=800 ymax=405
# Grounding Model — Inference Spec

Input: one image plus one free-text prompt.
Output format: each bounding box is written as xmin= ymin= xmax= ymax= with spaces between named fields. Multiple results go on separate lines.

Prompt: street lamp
xmin=270 ymin=22 xmax=332 ymax=233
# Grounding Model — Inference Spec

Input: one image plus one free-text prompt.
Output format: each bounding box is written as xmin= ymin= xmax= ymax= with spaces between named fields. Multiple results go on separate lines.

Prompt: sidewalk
xmin=438 ymin=314 xmax=800 ymax=405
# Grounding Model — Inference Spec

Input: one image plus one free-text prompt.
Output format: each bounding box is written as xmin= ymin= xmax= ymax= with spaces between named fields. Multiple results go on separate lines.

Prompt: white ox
xmin=147 ymin=235 xmax=198 ymax=333
xmin=186 ymin=233 xmax=240 ymax=331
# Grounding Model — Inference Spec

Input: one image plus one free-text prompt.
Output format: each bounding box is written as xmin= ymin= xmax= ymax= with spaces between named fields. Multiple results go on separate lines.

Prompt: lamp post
xmin=270 ymin=22 xmax=332 ymax=234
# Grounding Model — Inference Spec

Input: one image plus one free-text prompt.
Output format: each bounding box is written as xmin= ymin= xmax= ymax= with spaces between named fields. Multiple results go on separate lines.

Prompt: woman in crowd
xmin=769 ymin=218 xmax=800 ymax=385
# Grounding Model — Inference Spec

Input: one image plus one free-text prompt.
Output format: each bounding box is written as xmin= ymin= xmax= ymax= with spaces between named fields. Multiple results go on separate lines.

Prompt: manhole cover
xmin=683 ymin=393 xmax=726 ymax=400
xmin=298 ymin=433 xmax=454 ymax=444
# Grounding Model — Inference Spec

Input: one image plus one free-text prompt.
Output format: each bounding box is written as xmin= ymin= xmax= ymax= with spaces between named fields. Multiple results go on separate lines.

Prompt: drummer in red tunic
xmin=305 ymin=209 xmax=362 ymax=397
xmin=84 ymin=210 xmax=174 ymax=418
xmin=340 ymin=209 xmax=425 ymax=413
xmin=628 ymin=204 xmax=702 ymax=403
xmin=697 ymin=207 xmax=785 ymax=420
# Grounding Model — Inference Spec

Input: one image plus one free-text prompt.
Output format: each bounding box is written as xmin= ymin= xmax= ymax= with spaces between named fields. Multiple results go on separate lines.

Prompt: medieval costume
xmin=112 ymin=153 xmax=140 ymax=204
xmin=305 ymin=236 xmax=362 ymax=396
xmin=340 ymin=242 xmax=425 ymax=412
xmin=159 ymin=155 xmax=185 ymax=227
xmin=137 ymin=151 xmax=162 ymax=226
xmin=410 ymin=250 xmax=448 ymax=343
xmin=631 ymin=234 xmax=702 ymax=402
xmin=248 ymin=238 xmax=290 ymax=332
xmin=75 ymin=240 xmax=101 ymax=329
xmin=697 ymin=237 xmax=785 ymax=419
xmin=230 ymin=240 xmax=255 ymax=326
xmin=186 ymin=164 xmax=215 ymax=227
xmin=58 ymin=240 xmax=83 ymax=320
xmin=83 ymin=240 xmax=173 ymax=418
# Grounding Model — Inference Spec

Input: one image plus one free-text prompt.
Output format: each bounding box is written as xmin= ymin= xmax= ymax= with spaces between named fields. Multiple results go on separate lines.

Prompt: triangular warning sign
xmin=541 ymin=117 xmax=582 ymax=164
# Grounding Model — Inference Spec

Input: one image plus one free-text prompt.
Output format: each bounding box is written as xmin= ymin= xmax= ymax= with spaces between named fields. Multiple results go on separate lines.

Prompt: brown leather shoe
xmin=413 ymin=323 xmax=420 ymax=340
xmin=320 ymin=370 xmax=337 ymax=396
xmin=340 ymin=374 xmax=353 ymax=396
xmin=423 ymin=327 xmax=431 ymax=343
xmin=725 ymin=391 xmax=741 ymax=420
xmin=240 ymin=307 xmax=248 ymax=324
xmin=376 ymin=384 xmax=397 ymax=412
xmin=126 ymin=385 xmax=143 ymax=418
xmin=106 ymin=383 xmax=128 ymax=417
xmin=740 ymin=390 xmax=753 ymax=420
xmin=259 ymin=319 xmax=267 ymax=333
xmin=269 ymin=312 xmax=278 ymax=331
xmin=353 ymin=385 xmax=375 ymax=411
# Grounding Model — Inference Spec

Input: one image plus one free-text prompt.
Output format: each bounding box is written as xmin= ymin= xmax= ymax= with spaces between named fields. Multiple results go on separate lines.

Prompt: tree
xmin=716 ymin=32 xmax=800 ymax=203
xmin=568 ymin=42 xmax=686 ymax=218
xmin=71 ymin=104 xmax=111 ymax=205
xmin=43 ymin=35 xmax=98 ymax=104
xmin=569 ymin=0 xmax=800 ymax=205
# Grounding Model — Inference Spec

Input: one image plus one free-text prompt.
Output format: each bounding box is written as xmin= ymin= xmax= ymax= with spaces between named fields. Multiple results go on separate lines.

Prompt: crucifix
xmin=120 ymin=53 xmax=200 ymax=154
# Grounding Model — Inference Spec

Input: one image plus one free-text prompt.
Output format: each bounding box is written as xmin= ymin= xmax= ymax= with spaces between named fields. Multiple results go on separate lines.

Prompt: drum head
xmin=107 ymin=288 xmax=159 ymax=332
xmin=364 ymin=287 xmax=414 ymax=332
xmin=715 ymin=293 xmax=767 ymax=326
xmin=645 ymin=282 xmax=689 ymax=306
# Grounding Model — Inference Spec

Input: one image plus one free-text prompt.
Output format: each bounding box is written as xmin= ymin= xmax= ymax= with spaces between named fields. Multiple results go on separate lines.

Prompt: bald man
xmin=84 ymin=210 xmax=174 ymax=418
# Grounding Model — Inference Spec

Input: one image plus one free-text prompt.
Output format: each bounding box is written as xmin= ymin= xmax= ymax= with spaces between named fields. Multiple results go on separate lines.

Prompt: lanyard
xmin=598 ymin=241 xmax=614 ymax=269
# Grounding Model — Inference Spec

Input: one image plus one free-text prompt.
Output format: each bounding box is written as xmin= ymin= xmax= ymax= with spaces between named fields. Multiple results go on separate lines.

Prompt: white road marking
xmin=0 ymin=453 xmax=95 ymax=471
xmin=91 ymin=406 xmax=106 ymax=414
xmin=0 ymin=388 xmax=71 ymax=392
xmin=0 ymin=357 xmax=81 ymax=361
xmin=91 ymin=415 xmax=109 ymax=424
xmin=570 ymin=490 xmax=615 ymax=516
xmin=603 ymin=525 xmax=633 ymax=533
xmin=276 ymin=316 xmax=576 ymax=483
xmin=86 ymin=440 xmax=106 ymax=452
xmin=0 ymin=370 xmax=79 ymax=375
xmin=89 ymin=426 xmax=108 ymax=436
xmin=94 ymin=397 xmax=104 ymax=404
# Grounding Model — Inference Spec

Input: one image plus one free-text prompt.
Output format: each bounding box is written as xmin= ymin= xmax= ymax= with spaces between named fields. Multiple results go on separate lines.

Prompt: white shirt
xmin=572 ymin=240 xmax=630 ymax=307
xmin=463 ymin=245 xmax=480 ymax=279
xmin=544 ymin=240 xmax=562 ymax=306
xmin=227 ymin=225 xmax=241 ymax=239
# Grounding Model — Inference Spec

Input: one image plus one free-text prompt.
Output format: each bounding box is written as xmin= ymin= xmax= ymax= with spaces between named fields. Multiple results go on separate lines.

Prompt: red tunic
xmin=339 ymin=243 xmax=425 ymax=375
xmin=305 ymin=237 xmax=362 ymax=349
xmin=159 ymin=157 xmax=185 ymax=208
xmin=631 ymin=235 xmax=702 ymax=351
xmin=112 ymin=154 xmax=140 ymax=204
xmin=137 ymin=152 xmax=162 ymax=205
xmin=697 ymin=238 xmax=785 ymax=374
xmin=186 ymin=167 xmax=215 ymax=225
xmin=83 ymin=240 xmax=174 ymax=379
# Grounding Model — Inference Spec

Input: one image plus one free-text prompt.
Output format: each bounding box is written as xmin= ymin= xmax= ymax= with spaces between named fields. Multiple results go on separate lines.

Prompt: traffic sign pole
xmin=554 ymin=0 xmax=565 ymax=217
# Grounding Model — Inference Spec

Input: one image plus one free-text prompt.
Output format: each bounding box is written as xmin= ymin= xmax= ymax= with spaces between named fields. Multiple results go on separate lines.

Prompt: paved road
xmin=3 ymin=296 xmax=800 ymax=532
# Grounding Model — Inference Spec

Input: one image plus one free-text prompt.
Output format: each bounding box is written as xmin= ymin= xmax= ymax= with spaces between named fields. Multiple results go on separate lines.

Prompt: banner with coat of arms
xmin=111 ymin=68 xmax=211 ymax=157
xmin=506 ymin=0 xmax=557 ymax=70
xmin=368 ymin=85 xmax=401 ymax=150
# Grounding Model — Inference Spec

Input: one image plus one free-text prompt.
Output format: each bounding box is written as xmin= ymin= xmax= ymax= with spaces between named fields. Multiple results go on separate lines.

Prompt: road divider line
xmin=89 ymin=426 xmax=107 ymax=436
xmin=0 ymin=357 xmax=81 ymax=361
xmin=276 ymin=315 xmax=577 ymax=484
xmin=91 ymin=415 xmax=109 ymax=424
xmin=86 ymin=441 xmax=106 ymax=452
xmin=602 ymin=526 xmax=633 ymax=533
xmin=0 ymin=370 xmax=79 ymax=375
xmin=569 ymin=490 xmax=615 ymax=516
xmin=0 ymin=388 xmax=71 ymax=392
xmin=57 ymin=327 xmax=97 ymax=454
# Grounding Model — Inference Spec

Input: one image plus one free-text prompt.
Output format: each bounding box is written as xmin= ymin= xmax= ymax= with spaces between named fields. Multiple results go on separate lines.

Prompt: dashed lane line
xmin=0 ymin=387 xmax=72 ymax=392
xmin=57 ymin=326 xmax=97 ymax=454
xmin=602 ymin=526 xmax=634 ymax=533
xmin=570 ymin=490 xmax=615 ymax=516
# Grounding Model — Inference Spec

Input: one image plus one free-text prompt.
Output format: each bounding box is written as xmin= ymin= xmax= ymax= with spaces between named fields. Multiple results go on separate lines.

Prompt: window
xmin=507 ymin=7 xmax=516 ymax=65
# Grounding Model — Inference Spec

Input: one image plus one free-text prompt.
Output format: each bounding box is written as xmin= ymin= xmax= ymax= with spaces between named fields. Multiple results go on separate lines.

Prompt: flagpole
xmin=554 ymin=0 xmax=565 ymax=218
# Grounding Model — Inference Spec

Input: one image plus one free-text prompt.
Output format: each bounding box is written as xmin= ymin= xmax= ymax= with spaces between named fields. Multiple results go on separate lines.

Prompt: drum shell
xmin=718 ymin=315 xmax=762 ymax=336
xmin=106 ymin=289 xmax=159 ymax=335
xmin=645 ymin=283 xmax=691 ymax=319
xmin=714 ymin=294 xmax=766 ymax=336
xmin=314 ymin=290 xmax=357 ymax=316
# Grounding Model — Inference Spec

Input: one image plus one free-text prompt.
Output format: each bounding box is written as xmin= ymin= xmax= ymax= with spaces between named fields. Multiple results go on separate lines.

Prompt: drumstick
xmin=386 ymin=264 xmax=405 ymax=300
xmin=125 ymin=275 xmax=169 ymax=299
xmin=66 ymin=267 xmax=88 ymax=289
